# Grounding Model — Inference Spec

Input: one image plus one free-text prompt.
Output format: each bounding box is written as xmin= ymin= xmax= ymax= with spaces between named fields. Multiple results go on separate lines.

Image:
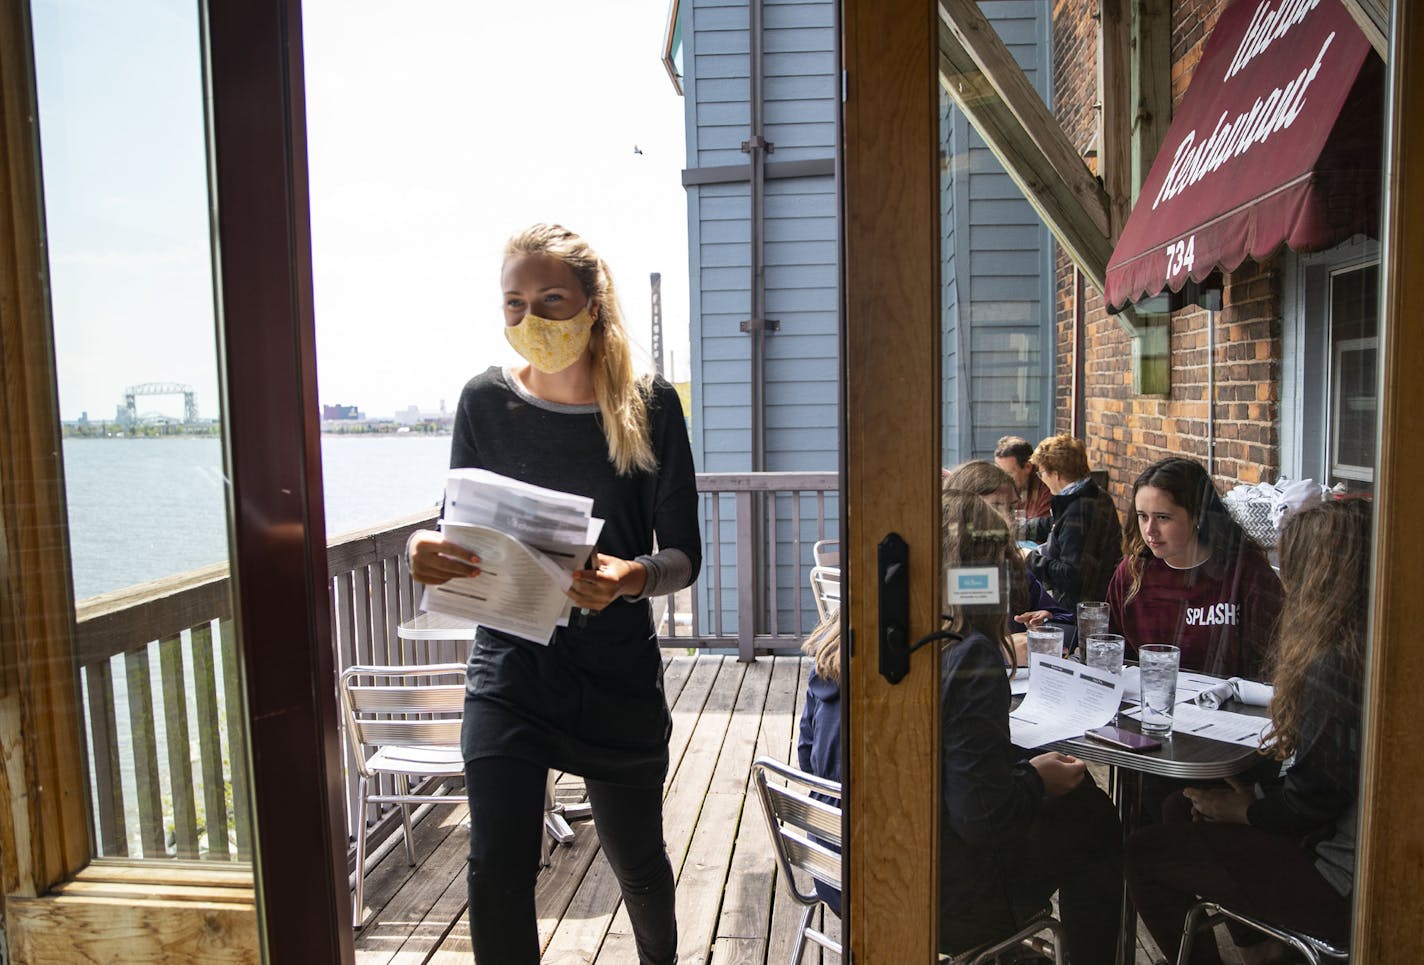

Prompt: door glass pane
xmin=30 ymin=0 xmax=256 ymax=886
xmin=935 ymin=2 xmax=1384 ymax=961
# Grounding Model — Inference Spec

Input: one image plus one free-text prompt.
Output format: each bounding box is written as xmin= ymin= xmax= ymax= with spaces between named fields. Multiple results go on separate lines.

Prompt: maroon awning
xmin=1105 ymin=0 xmax=1380 ymax=312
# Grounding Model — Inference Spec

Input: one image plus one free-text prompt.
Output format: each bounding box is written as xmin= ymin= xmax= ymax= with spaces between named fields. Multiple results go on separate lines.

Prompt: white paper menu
xmin=1009 ymin=655 xmax=1125 ymax=749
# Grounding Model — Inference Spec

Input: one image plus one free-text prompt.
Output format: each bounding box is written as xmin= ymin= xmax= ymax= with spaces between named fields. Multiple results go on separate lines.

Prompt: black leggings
xmin=464 ymin=756 xmax=677 ymax=964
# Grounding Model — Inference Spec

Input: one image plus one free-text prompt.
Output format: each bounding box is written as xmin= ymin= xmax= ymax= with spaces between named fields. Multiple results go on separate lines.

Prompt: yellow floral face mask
xmin=504 ymin=305 xmax=595 ymax=374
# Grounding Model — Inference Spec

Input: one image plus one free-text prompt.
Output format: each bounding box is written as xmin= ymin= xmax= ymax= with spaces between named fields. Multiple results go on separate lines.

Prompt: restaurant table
xmin=1048 ymin=700 xmax=1269 ymax=965
xmin=394 ymin=613 xmax=593 ymax=847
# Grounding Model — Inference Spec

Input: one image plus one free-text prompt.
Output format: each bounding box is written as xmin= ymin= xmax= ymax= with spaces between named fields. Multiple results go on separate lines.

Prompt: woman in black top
xmin=1125 ymin=500 xmax=1368 ymax=964
xmin=410 ymin=224 xmax=700 ymax=964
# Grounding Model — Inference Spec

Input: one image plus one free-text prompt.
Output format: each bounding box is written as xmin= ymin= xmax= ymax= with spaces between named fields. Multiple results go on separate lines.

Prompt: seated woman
xmin=1125 ymin=499 xmax=1368 ymax=964
xmin=938 ymin=489 xmax=1121 ymax=961
xmin=797 ymin=491 xmax=1123 ymax=962
xmin=1107 ymin=457 xmax=1283 ymax=678
xmin=795 ymin=616 xmax=843 ymax=917
xmin=1024 ymin=435 xmax=1123 ymax=609
xmin=942 ymin=460 xmax=1075 ymax=653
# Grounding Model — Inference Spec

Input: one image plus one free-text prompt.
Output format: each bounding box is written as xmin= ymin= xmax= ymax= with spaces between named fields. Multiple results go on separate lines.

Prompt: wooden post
xmin=1098 ymin=0 xmax=1132 ymax=239
xmin=736 ymin=489 xmax=756 ymax=662
xmin=1129 ymin=0 xmax=1171 ymax=203
xmin=843 ymin=0 xmax=942 ymax=958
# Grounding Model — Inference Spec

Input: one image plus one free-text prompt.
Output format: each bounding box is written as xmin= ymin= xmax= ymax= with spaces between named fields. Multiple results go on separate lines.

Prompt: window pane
xmin=31 ymin=0 xmax=256 ymax=884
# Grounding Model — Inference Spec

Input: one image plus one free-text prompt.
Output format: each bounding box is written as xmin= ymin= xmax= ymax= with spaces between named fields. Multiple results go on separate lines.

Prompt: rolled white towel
xmin=1197 ymin=677 xmax=1274 ymax=710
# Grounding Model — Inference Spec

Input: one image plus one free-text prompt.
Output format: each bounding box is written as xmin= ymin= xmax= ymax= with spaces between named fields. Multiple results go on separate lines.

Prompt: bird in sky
xmin=633 ymin=145 xmax=644 ymax=155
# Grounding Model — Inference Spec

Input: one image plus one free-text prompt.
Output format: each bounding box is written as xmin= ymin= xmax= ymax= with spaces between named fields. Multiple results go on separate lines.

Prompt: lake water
xmin=63 ymin=434 xmax=451 ymax=599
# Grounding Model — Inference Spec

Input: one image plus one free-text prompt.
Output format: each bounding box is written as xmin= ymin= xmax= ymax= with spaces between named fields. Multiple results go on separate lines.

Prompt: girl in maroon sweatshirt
xmin=1107 ymin=458 xmax=1283 ymax=679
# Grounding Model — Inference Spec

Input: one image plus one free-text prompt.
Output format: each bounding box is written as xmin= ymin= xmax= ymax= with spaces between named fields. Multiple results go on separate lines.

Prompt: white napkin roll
xmin=1197 ymin=677 xmax=1275 ymax=710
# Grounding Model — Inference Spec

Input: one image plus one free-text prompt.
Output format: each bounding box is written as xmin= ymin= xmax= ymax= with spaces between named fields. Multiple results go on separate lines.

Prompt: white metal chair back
xmin=810 ymin=565 xmax=841 ymax=621
xmin=340 ymin=664 xmax=467 ymax=928
xmin=341 ymin=664 xmax=466 ymax=777
xmin=812 ymin=538 xmax=840 ymax=568
xmin=752 ymin=757 xmax=843 ymax=961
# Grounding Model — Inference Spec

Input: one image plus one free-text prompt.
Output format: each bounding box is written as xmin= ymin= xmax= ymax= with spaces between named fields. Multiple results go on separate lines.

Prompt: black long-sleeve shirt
xmin=453 ymin=367 xmax=701 ymax=785
xmin=1247 ymin=649 xmax=1361 ymax=895
xmin=1027 ymin=479 xmax=1124 ymax=608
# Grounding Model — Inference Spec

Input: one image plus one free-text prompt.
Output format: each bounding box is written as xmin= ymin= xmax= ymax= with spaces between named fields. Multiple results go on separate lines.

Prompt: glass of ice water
xmin=1076 ymin=601 xmax=1110 ymax=657
xmin=1026 ymin=624 xmax=1064 ymax=675
xmin=1138 ymin=644 xmax=1181 ymax=734
xmin=1084 ymin=633 xmax=1125 ymax=675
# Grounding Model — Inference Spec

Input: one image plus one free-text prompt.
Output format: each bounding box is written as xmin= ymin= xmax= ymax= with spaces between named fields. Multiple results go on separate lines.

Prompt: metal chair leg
xmin=1178 ymin=901 xmax=1212 ymax=965
xmin=352 ymin=776 xmax=369 ymax=929
xmin=397 ymin=775 xmax=416 ymax=865
xmin=790 ymin=902 xmax=815 ymax=965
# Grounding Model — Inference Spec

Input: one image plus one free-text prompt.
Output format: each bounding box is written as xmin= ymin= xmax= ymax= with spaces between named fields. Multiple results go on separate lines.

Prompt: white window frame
xmin=1280 ymin=240 xmax=1380 ymax=486
xmin=1329 ymin=334 xmax=1379 ymax=483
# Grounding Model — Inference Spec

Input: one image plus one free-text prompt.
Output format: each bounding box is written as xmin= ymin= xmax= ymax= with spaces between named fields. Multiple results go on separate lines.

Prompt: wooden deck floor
xmin=352 ymin=654 xmax=1233 ymax=964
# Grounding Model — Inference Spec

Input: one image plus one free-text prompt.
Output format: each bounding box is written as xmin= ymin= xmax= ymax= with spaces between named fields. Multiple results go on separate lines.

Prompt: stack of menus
xmin=421 ymin=469 xmax=604 ymax=644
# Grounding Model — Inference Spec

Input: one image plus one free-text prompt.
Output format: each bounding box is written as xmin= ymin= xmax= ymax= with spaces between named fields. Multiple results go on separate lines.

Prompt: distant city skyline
xmin=33 ymin=0 xmax=691 ymax=424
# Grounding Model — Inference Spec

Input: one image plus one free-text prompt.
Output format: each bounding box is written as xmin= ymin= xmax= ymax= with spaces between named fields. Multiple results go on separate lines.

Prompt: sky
xmin=32 ymin=0 xmax=691 ymax=423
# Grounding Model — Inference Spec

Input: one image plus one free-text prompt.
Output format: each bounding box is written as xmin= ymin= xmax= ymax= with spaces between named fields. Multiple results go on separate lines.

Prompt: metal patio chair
xmin=1178 ymin=900 xmax=1350 ymax=964
xmin=813 ymin=538 xmax=841 ymax=568
xmin=752 ymin=757 xmax=845 ymax=962
xmin=752 ymin=757 xmax=1066 ymax=964
xmin=341 ymin=663 xmax=468 ymax=928
xmin=810 ymin=565 xmax=841 ymax=621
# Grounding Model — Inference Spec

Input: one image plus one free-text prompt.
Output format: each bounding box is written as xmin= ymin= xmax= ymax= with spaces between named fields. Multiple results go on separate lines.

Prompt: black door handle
xmin=878 ymin=532 xmax=910 ymax=684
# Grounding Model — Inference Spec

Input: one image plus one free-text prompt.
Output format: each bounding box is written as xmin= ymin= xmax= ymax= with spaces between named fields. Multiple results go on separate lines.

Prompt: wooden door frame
xmin=841 ymin=0 xmax=943 ymax=959
xmin=1355 ymin=2 xmax=1424 ymax=961
xmin=0 ymin=0 xmax=352 ymax=961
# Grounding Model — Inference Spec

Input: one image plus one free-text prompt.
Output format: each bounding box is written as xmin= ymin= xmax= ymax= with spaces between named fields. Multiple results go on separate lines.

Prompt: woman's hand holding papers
xmin=1183 ymin=777 xmax=1253 ymax=824
xmin=1030 ymin=751 xmax=1087 ymax=796
xmin=568 ymin=553 xmax=647 ymax=611
xmin=408 ymin=530 xmax=481 ymax=586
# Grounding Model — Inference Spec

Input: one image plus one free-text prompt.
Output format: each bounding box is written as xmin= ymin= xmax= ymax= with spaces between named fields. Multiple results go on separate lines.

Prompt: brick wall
xmin=1051 ymin=0 xmax=1280 ymax=515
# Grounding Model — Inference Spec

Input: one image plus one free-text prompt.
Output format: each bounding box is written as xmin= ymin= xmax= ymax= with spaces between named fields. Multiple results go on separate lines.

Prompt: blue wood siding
xmin=682 ymin=0 xmax=1055 ymax=636
xmin=940 ymin=0 xmax=1056 ymax=467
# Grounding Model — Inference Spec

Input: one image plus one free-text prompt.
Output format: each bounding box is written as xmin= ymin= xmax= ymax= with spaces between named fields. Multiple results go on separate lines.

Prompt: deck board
xmin=355 ymin=654 xmax=1188 ymax=965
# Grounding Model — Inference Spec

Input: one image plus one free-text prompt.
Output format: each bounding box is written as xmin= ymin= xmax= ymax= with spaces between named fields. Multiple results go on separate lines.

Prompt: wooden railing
xmin=71 ymin=472 xmax=837 ymax=865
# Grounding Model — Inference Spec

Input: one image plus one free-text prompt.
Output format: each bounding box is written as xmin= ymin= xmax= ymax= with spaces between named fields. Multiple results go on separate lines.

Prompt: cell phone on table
xmin=1084 ymin=725 xmax=1162 ymax=752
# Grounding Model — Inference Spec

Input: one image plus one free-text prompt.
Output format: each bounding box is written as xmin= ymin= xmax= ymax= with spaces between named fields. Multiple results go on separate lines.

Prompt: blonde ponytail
xmin=505 ymin=224 xmax=656 ymax=475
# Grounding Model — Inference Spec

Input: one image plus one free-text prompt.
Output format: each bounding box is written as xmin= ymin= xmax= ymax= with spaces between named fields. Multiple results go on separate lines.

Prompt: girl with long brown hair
xmin=1125 ymin=499 xmax=1369 ymax=964
xmin=409 ymin=224 xmax=700 ymax=964
xmin=1107 ymin=456 xmax=1284 ymax=677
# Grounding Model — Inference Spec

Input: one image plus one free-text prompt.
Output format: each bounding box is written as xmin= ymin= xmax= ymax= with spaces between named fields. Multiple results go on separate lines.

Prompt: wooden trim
xmin=1098 ymin=0 xmax=1132 ymax=239
xmin=1355 ymin=2 xmax=1424 ymax=961
xmin=843 ymin=0 xmax=941 ymax=959
xmin=0 ymin=0 xmax=92 ymax=897
xmin=937 ymin=0 xmax=1114 ymax=292
xmin=7 ymin=869 xmax=258 ymax=964
xmin=1340 ymin=0 xmax=1388 ymax=58
xmin=1129 ymin=0 xmax=1171 ymax=204
xmin=205 ymin=0 xmax=353 ymax=959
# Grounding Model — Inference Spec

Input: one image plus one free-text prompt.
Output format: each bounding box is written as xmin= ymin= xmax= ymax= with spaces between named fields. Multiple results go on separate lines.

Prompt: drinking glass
xmin=1076 ymin=601 xmax=1110 ymax=655
xmin=1138 ymin=644 xmax=1181 ymax=735
xmin=1026 ymin=624 xmax=1064 ymax=674
xmin=1084 ymin=633 xmax=1125 ymax=675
